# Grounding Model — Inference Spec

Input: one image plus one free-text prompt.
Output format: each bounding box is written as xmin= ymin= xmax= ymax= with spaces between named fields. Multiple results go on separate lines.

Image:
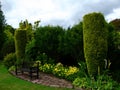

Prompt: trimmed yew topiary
xmin=83 ymin=12 xmax=108 ymax=77
xmin=15 ymin=30 xmax=27 ymax=64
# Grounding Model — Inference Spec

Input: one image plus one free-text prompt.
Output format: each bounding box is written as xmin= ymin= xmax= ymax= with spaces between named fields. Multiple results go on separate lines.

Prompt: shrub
xmin=66 ymin=66 xmax=79 ymax=76
xmin=3 ymin=53 xmax=16 ymax=69
xmin=77 ymin=61 xmax=88 ymax=78
xmin=8 ymin=65 xmax=15 ymax=72
xmin=39 ymin=63 xmax=55 ymax=73
xmin=36 ymin=53 xmax=55 ymax=64
xmin=52 ymin=63 xmax=67 ymax=78
xmin=39 ymin=62 xmax=79 ymax=81
xmin=73 ymin=77 xmax=90 ymax=89
xmin=1 ymin=29 xmax=15 ymax=58
xmin=112 ymin=70 xmax=120 ymax=83
xmin=83 ymin=12 xmax=108 ymax=76
xmin=1 ymin=39 xmax=15 ymax=58
xmin=15 ymin=30 xmax=27 ymax=64
xmin=25 ymin=39 xmax=37 ymax=61
xmin=65 ymin=66 xmax=79 ymax=81
xmin=73 ymin=74 xmax=118 ymax=90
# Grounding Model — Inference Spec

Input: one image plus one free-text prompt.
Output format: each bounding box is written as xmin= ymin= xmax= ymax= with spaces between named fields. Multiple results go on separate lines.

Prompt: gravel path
xmin=11 ymin=71 xmax=74 ymax=89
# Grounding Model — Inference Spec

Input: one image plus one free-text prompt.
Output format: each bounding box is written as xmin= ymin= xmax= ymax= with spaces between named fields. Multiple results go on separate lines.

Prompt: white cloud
xmin=1 ymin=0 xmax=120 ymax=28
xmin=106 ymin=8 xmax=120 ymax=22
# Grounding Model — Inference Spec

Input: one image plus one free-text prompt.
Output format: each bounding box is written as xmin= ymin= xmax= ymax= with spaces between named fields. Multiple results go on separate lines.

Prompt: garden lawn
xmin=0 ymin=62 xmax=72 ymax=90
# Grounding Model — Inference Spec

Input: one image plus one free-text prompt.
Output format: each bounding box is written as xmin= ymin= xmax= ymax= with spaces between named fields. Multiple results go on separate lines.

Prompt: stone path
xmin=11 ymin=71 xmax=74 ymax=88
xmin=10 ymin=71 xmax=85 ymax=90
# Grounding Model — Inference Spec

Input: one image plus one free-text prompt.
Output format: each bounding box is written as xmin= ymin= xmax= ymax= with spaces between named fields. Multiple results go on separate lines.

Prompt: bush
xmin=73 ymin=62 xmax=119 ymax=89
xmin=36 ymin=53 xmax=55 ymax=64
xmin=39 ymin=62 xmax=79 ymax=81
xmin=83 ymin=12 xmax=108 ymax=76
xmin=73 ymin=77 xmax=90 ymax=89
xmin=15 ymin=30 xmax=27 ymax=64
xmin=73 ymin=74 xmax=118 ymax=90
xmin=112 ymin=70 xmax=120 ymax=83
xmin=25 ymin=39 xmax=37 ymax=61
xmin=77 ymin=61 xmax=88 ymax=78
xmin=65 ymin=66 xmax=79 ymax=81
xmin=1 ymin=39 xmax=15 ymax=58
xmin=1 ymin=29 xmax=15 ymax=59
xmin=8 ymin=65 xmax=15 ymax=72
xmin=66 ymin=61 xmax=88 ymax=81
xmin=52 ymin=63 xmax=67 ymax=78
xmin=3 ymin=53 xmax=16 ymax=69
xmin=39 ymin=63 xmax=55 ymax=73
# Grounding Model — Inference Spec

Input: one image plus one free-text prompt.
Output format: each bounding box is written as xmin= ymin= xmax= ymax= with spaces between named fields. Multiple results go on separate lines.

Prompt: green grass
xmin=0 ymin=62 xmax=73 ymax=90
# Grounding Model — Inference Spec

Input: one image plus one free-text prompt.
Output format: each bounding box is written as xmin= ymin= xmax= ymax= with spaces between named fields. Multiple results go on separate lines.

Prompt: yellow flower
xmin=66 ymin=66 xmax=79 ymax=76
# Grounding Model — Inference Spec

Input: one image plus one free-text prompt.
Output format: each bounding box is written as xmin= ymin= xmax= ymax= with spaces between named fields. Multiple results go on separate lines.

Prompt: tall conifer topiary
xmin=15 ymin=30 xmax=27 ymax=64
xmin=83 ymin=12 xmax=108 ymax=77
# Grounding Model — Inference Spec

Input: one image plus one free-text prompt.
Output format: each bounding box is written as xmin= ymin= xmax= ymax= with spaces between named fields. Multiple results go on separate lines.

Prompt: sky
xmin=1 ymin=0 xmax=120 ymax=28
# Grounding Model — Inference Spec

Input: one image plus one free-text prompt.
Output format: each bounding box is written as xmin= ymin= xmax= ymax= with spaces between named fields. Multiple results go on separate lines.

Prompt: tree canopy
xmin=0 ymin=2 xmax=6 ymax=59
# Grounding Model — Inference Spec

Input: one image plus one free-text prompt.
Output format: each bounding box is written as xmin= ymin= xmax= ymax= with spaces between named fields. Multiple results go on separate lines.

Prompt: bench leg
xmin=15 ymin=65 xmax=18 ymax=75
xmin=29 ymin=69 xmax=32 ymax=79
xmin=21 ymin=70 xmax=24 ymax=74
xmin=37 ymin=69 xmax=39 ymax=79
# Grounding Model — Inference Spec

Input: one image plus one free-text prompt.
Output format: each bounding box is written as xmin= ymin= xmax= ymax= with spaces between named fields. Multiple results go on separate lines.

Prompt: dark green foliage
xmin=83 ymin=12 xmax=108 ymax=76
xmin=3 ymin=53 xmax=16 ymax=69
xmin=58 ymin=22 xmax=84 ymax=65
xmin=15 ymin=30 xmax=27 ymax=64
xmin=1 ymin=39 xmax=15 ymax=58
xmin=107 ymin=24 xmax=120 ymax=71
xmin=25 ymin=39 xmax=37 ymax=61
xmin=1 ymin=27 xmax=15 ymax=57
xmin=34 ymin=23 xmax=84 ymax=65
xmin=35 ymin=25 xmax=64 ymax=62
xmin=4 ymin=25 xmax=15 ymax=35
xmin=36 ymin=53 xmax=55 ymax=64
xmin=73 ymin=74 xmax=118 ymax=90
xmin=0 ymin=2 xmax=6 ymax=59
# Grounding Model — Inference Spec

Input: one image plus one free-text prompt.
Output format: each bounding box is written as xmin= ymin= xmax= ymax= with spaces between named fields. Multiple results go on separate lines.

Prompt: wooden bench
xmin=15 ymin=62 xmax=39 ymax=79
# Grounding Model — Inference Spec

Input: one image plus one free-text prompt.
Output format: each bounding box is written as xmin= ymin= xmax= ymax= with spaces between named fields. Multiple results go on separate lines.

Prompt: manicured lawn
xmin=0 ymin=62 xmax=73 ymax=90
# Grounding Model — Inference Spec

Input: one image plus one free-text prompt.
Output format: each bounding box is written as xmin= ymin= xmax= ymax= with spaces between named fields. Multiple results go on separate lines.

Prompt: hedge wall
xmin=83 ymin=12 xmax=108 ymax=76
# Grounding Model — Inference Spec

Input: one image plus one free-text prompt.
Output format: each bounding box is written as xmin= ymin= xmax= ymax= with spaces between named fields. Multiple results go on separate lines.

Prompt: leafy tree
xmin=4 ymin=25 xmax=15 ymax=35
xmin=1 ymin=25 xmax=15 ymax=57
xmin=0 ymin=2 xmax=6 ymax=59
xmin=83 ymin=12 xmax=108 ymax=77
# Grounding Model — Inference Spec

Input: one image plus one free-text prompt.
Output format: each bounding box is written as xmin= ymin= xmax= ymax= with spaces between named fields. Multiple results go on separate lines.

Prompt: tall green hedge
xmin=15 ymin=30 xmax=27 ymax=64
xmin=83 ymin=12 xmax=108 ymax=76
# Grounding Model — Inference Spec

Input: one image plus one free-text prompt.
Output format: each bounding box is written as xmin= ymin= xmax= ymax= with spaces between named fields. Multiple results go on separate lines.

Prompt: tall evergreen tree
xmin=0 ymin=2 xmax=6 ymax=59
xmin=83 ymin=12 xmax=108 ymax=77
xmin=15 ymin=30 xmax=27 ymax=64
